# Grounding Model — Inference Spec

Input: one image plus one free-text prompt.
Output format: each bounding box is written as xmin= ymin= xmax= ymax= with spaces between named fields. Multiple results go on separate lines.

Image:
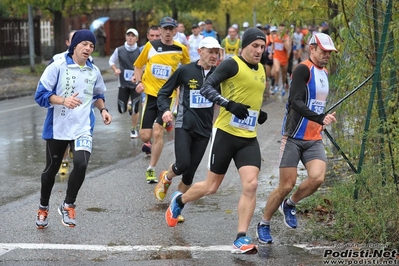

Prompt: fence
xmin=0 ymin=18 xmax=41 ymax=59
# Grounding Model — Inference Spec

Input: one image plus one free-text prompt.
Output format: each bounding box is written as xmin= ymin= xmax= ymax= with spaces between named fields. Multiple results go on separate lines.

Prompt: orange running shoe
xmin=154 ymin=171 xmax=172 ymax=201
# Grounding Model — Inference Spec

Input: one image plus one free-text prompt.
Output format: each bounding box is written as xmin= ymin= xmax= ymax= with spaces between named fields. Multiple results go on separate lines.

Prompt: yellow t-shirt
xmin=214 ymin=56 xmax=266 ymax=138
xmin=134 ymin=39 xmax=190 ymax=97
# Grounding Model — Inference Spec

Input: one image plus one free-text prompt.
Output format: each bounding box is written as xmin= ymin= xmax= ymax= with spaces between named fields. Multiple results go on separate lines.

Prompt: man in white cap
xmin=155 ymin=37 xmax=222 ymax=222
xmin=240 ymin=21 xmax=250 ymax=38
xmin=165 ymin=28 xmax=268 ymax=255
xmin=256 ymin=33 xmax=338 ymax=244
xmin=109 ymin=28 xmax=141 ymax=139
xmin=198 ymin=21 xmax=205 ymax=32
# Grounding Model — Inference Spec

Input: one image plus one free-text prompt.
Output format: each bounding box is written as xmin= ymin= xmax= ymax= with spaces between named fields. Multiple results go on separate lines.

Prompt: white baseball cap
xmin=243 ymin=21 xmax=249 ymax=28
xmin=198 ymin=21 xmax=205 ymax=26
xmin=232 ymin=24 xmax=239 ymax=29
xmin=199 ymin=37 xmax=223 ymax=49
xmin=309 ymin=33 xmax=337 ymax=52
xmin=126 ymin=28 xmax=139 ymax=37
xmin=270 ymin=26 xmax=278 ymax=32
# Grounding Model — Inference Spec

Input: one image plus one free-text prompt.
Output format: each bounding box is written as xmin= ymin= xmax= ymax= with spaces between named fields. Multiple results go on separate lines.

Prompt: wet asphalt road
xmin=0 ymin=79 xmax=330 ymax=265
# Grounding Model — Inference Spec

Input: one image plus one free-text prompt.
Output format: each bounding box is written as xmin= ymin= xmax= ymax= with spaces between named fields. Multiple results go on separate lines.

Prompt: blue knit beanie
xmin=68 ymin=29 xmax=96 ymax=54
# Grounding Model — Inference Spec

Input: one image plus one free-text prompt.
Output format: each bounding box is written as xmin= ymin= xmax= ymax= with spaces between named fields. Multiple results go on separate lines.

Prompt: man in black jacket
xmin=155 ymin=37 xmax=222 ymax=212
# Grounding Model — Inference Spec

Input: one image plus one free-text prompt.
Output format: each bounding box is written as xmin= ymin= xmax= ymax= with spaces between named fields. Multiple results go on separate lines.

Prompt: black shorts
xmin=141 ymin=94 xmax=171 ymax=129
xmin=117 ymin=87 xmax=141 ymax=114
xmin=207 ymin=128 xmax=261 ymax=174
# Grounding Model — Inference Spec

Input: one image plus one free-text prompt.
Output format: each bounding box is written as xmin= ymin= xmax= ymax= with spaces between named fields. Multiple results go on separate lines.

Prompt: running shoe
xmin=58 ymin=203 xmax=76 ymax=227
xmin=130 ymin=129 xmax=138 ymax=139
xmin=273 ymin=86 xmax=279 ymax=95
xmin=58 ymin=161 xmax=69 ymax=175
xmin=142 ymin=142 xmax=152 ymax=157
xmin=154 ymin=171 xmax=171 ymax=201
xmin=165 ymin=122 xmax=173 ymax=132
xmin=256 ymin=223 xmax=273 ymax=244
xmin=127 ymin=100 xmax=132 ymax=115
xmin=165 ymin=191 xmax=183 ymax=227
xmin=177 ymin=215 xmax=185 ymax=223
xmin=146 ymin=168 xmax=158 ymax=183
xmin=281 ymin=88 xmax=286 ymax=97
xmin=279 ymin=199 xmax=297 ymax=229
xmin=36 ymin=206 xmax=49 ymax=229
xmin=231 ymin=236 xmax=258 ymax=254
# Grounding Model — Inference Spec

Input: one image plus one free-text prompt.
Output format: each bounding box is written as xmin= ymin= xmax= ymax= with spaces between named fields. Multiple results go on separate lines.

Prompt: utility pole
xmin=28 ymin=4 xmax=35 ymax=73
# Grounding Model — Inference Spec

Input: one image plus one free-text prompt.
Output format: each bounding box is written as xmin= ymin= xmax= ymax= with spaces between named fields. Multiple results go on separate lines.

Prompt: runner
xmin=109 ymin=28 xmax=141 ymax=139
xmin=35 ymin=29 xmax=112 ymax=229
xmin=221 ymin=27 xmax=242 ymax=59
xmin=270 ymin=23 xmax=292 ymax=96
xmin=164 ymin=28 xmax=268 ymax=254
xmin=133 ymin=17 xmax=190 ymax=183
xmin=256 ymin=33 xmax=337 ymax=244
xmin=154 ymin=37 xmax=222 ymax=223
xmin=187 ymin=24 xmax=203 ymax=62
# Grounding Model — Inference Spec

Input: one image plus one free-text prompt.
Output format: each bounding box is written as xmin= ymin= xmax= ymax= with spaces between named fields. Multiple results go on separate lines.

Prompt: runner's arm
xmin=157 ymin=68 xmax=182 ymax=113
xmin=200 ymin=58 xmax=238 ymax=107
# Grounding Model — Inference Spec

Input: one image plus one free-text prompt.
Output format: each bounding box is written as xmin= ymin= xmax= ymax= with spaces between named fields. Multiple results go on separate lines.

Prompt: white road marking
xmin=0 ymin=243 xmax=233 ymax=256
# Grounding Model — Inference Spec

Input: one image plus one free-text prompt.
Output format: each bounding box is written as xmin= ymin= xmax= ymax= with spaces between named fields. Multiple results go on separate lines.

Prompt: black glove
xmin=226 ymin=101 xmax=250 ymax=120
xmin=258 ymin=110 xmax=268 ymax=124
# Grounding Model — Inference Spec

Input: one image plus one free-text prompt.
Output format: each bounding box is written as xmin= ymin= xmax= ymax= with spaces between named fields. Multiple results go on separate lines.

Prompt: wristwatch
xmin=100 ymin=108 xmax=108 ymax=114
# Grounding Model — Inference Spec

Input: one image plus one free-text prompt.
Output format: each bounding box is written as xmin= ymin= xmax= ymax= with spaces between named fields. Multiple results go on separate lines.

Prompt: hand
xmin=114 ymin=69 xmax=121 ymax=76
xmin=258 ymin=110 xmax=268 ymax=124
xmin=323 ymin=111 xmax=337 ymax=126
xmin=226 ymin=101 xmax=250 ymax=120
xmin=162 ymin=110 xmax=174 ymax=124
xmin=101 ymin=111 xmax=112 ymax=125
xmin=135 ymin=83 xmax=144 ymax=93
xmin=63 ymin=92 xmax=82 ymax=109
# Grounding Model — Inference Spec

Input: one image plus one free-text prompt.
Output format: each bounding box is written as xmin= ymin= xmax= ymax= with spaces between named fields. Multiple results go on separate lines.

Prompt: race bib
xmin=151 ymin=64 xmax=172 ymax=79
xmin=310 ymin=99 xmax=326 ymax=114
xmin=124 ymin=69 xmax=134 ymax=81
xmin=275 ymin=43 xmax=284 ymax=51
xmin=74 ymin=135 xmax=93 ymax=153
xmin=229 ymin=110 xmax=259 ymax=131
xmin=189 ymin=90 xmax=213 ymax=108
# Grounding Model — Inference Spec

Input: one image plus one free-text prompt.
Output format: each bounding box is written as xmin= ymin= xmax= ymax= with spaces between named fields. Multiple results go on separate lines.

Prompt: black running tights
xmin=40 ymin=139 xmax=91 ymax=206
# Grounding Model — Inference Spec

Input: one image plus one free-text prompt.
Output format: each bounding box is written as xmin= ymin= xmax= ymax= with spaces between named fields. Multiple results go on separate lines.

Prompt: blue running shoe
xmin=165 ymin=191 xmax=183 ymax=227
xmin=273 ymin=86 xmax=279 ymax=95
xmin=281 ymin=88 xmax=286 ymax=97
xmin=256 ymin=223 xmax=273 ymax=244
xmin=232 ymin=236 xmax=258 ymax=254
xmin=279 ymin=199 xmax=297 ymax=229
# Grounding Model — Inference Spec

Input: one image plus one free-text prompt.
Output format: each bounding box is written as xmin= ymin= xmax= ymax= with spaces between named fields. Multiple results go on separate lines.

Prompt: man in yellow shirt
xmin=133 ymin=17 xmax=190 ymax=183
xmin=165 ymin=27 xmax=267 ymax=255
xmin=221 ymin=27 xmax=242 ymax=59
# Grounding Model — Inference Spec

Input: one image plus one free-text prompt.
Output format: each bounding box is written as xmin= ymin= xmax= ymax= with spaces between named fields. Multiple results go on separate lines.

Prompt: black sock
xmin=271 ymin=78 xmax=275 ymax=86
xmin=176 ymin=195 xmax=185 ymax=208
xmin=236 ymin=232 xmax=246 ymax=240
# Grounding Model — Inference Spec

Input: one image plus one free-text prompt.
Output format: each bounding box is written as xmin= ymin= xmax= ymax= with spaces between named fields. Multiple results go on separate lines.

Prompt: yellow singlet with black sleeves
xmin=134 ymin=39 xmax=190 ymax=97
xmin=214 ymin=56 xmax=266 ymax=138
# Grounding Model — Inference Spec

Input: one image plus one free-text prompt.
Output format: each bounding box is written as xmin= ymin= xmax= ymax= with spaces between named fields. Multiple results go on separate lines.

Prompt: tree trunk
xmin=53 ymin=10 xmax=64 ymax=55
xmin=225 ymin=13 xmax=230 ymax=37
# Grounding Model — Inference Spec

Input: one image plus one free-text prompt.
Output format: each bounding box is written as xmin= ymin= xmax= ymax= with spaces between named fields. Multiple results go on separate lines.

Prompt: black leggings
xmin=172 ymin=128 xmax=210 ymax=186
xmin=40 ymin=139 xmax=91 ymax=206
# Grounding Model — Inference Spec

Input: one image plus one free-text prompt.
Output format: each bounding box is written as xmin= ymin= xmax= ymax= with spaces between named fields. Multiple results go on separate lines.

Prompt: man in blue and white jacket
xmin=34 ymin=29 xmax=112 ymax=229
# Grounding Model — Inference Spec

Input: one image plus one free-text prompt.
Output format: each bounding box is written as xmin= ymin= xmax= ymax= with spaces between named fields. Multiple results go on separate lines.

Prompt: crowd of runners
xmin=34 ymin=17 xmax=337 ymax=256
